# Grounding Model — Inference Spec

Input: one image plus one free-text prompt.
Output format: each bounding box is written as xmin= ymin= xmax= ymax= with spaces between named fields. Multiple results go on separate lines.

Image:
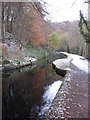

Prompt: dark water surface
xmin=2 ymin=55 xmax=64 ymax=119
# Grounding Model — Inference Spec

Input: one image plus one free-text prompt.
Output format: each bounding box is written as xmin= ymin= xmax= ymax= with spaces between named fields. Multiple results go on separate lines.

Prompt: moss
xmin=14 ymin=59 xmax=20 ymax=65
xmin=47 ymin=64 xmax=58 ymax=77
xmin=16 ymin=60 xmax=20 ymax=65
xmin=2 ymin=59 xmax=10 ymax=65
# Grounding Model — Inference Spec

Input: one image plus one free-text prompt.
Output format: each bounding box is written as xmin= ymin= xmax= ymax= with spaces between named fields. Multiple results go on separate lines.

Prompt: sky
xmin=43 ymin=0 xmax=88 ymax=22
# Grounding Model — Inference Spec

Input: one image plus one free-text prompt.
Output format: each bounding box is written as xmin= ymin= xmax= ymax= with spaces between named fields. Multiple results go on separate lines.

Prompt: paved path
xmin=46 ymin=60 xmax=89 ymax=119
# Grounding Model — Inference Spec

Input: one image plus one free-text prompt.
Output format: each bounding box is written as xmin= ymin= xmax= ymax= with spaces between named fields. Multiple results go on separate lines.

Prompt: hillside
xmin=3 ymin=2 xmax=53 ymax=46
xmin=0 ymin=2 xmax=54 ymax=69
xmin=1 ymin=2 xmax=87 ymax=69
xmin=50 ymin=21 xmax=86 ymax=55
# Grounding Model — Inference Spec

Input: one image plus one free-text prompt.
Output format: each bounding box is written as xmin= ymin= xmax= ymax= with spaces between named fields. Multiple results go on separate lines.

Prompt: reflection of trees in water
xmin=2 ymin=67 xmax=46 ymax=118
xmin=2 ymin=58 xmax=62 ymax=118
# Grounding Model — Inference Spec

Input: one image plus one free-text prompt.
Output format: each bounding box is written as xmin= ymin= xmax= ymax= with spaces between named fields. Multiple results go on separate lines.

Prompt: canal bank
xmin=45 ymin=53 xmax=89 ymax=119
xmin=2 ymin=52 xmax=89 ymax=119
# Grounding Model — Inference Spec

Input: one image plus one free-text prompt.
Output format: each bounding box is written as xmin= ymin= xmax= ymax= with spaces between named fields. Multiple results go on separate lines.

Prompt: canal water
xmin=2 ymin=55 xmax=64 ymax=119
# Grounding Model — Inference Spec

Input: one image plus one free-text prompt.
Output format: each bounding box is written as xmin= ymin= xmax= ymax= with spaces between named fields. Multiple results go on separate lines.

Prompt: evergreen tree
xmin=78 ymin=10 xmax=90 ymax=43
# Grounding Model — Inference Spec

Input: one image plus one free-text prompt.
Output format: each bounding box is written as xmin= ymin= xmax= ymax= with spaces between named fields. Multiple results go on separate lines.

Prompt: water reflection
xmin=2 ymin=56 xmax=63 ymax=119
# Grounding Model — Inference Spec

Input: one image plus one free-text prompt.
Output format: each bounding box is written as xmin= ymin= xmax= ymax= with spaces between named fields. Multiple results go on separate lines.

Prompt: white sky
xmin=43 ymin=0 xmax=88 ymax=22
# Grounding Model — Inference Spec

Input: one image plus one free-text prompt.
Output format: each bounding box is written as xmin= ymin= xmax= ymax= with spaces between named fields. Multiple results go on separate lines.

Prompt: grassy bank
xmin=22 ymin=45 xmax=49 ymax=60
xmin=1 ymin=43 xmax=50 ymax=71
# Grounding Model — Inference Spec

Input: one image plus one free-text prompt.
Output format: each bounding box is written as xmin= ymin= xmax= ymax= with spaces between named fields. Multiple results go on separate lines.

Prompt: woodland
xmin=1 ymin=1 xmax=90 ymax=119
xmin=1 ymin=1 xmax=90 ymax=64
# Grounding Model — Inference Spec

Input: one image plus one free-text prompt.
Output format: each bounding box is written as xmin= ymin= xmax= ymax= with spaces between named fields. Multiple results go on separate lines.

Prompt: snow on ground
xmin=71 ymin=54 xmax=89 ymax=74
xmin=39 ymin=80 xmax=62 ymax=116
xmin=60 ymin=52 xmax=89 ymax=74
xmin=53 ymin=59 xmax=70 ymax=71
xmin=43 ymin=81 xmax=62 ymax=102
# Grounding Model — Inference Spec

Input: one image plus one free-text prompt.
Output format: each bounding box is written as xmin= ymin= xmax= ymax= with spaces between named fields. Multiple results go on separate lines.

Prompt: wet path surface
xmin=46 ymin=60 xmax=89 ymax=119
xmin=64 ymin=64 xmax=88 ymax=118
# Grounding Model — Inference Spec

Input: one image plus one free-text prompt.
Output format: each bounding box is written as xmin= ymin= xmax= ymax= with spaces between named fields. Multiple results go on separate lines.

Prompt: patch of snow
xmin=53 ymin=58 xmax=71 ymax=71
xmin=29 ymin=57 xmax=37 ymax=62
xmin=59 ymin=52 xmax=89 ymax=73
xmin=43 ymin=81 xmax=62 ymax=101
xmin=24 ymin=57 xmax=37 ymax=62
xmin=70 ymin=54 xmax=89 ymax=73
xmin=0 ymin=64 xmax=2 ymax=67
xmin=22 ymin=62 xmax=26 ymax=65
xmin=9 ymin=60 xmax=12 ymax=62
xmin=39 ymin=80 xmax=62 ymax=116
xmin=60 ymin=52 xmax=69 ymax=56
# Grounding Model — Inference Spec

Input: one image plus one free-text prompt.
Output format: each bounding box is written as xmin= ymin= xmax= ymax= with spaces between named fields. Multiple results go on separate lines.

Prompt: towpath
xmin=46 ymin=53 xmax=90 ymax=119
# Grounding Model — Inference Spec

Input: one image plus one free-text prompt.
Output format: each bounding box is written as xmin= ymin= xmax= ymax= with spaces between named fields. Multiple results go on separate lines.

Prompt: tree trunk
xmin=86 ymin=43 xmax=90 ymax=59
xmin=1 ymin=2 xmax=5 ymax=42
xmin=6 ymin=4 xmax=11 ymax=33
xmin=67 ymin=45 xmax=70 ymax=53
xmin=88 ymin=2 xmax=90 ymax=59
xmin=0 ymin=2 xmax=2 ymax=40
